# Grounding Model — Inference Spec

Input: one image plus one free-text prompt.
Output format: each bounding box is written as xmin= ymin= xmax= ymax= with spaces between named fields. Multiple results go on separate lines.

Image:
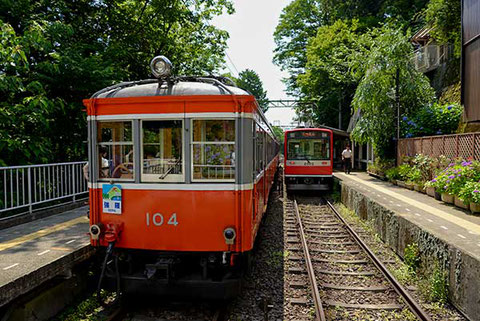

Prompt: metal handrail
xmin=0 ymin=161 xmax=88 ymax=216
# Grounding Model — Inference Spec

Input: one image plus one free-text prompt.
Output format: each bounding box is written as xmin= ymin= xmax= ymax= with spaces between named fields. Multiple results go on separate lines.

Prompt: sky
xmin=211 ymin=0 xmax=297 ymax=128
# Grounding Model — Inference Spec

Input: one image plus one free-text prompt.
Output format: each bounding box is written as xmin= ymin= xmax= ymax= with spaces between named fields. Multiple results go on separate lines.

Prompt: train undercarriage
xmin=101 ymin=248 xmax=250 ymax=300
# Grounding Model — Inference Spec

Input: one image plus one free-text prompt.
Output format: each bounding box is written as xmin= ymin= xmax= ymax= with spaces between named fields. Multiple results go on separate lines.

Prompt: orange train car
xmin=83 ymin=56 xmax=279 ymax=299
xmin=284 ymin=128 xmax=333 ymax=191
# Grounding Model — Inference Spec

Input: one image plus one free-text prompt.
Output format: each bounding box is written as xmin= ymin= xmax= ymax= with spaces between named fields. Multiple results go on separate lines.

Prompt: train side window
xmin=255 ymin=124 xmax=264 ymax=176
xmin=97 ymin=121 xmax=134 ymax=181
xmin=192 ymin=119 xmax=235 ymax=181
xmin=141 ymin=120 xmax=184 ymax=182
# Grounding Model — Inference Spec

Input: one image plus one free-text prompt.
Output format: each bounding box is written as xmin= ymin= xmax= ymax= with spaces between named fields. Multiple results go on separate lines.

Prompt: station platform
xmin=0 ymin=206 xmax=93 ymax=307
xmin=335 ymin=171 xmax=480 ymax=320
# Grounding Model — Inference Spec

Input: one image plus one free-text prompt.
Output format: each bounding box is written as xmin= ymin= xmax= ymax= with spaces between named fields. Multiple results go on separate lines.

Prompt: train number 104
xmin=146 ymin=212 xmax=179 ymax=227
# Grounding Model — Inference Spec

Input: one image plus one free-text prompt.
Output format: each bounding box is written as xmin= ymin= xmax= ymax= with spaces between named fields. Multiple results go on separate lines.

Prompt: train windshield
xmin=287 ymin=131 xmax=330 ymax=161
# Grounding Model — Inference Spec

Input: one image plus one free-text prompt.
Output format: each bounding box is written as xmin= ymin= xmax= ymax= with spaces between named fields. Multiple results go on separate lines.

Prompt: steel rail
xmin=324 ymin=199 xmax=432 ymax=321
xmin=293 ymin=198 xmax=326 ymax=321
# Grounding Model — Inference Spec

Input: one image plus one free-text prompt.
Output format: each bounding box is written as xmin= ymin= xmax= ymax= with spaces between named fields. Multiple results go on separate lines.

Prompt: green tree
xmin=273 ymin=0 xmax=324 ymax=95
xmin=425 ymin=0 xmax=461 ymax=58
xmin=236 ymin=69 xmax=269 ymax=112
xmin=0 ymin=0 xmax=233 ymax=165
xmin=272 ymin=126 xmax=285 ymax=143
xmin=296 ymin=20 xmax=373 ymax=129
xmin=350 ymin=26 xmax=435 ymax=158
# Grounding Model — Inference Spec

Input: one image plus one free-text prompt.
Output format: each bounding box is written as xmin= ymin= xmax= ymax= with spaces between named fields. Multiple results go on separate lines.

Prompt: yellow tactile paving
xmin=338 ymin=173 xmax=480 ymax=235
xmin=0 ymin=216 xmax=88 ymax=252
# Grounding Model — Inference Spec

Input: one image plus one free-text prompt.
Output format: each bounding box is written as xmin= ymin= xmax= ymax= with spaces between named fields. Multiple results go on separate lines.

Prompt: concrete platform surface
xmin=335 ymin=172 xmax=480 ymax=260
xmin=0 ymin=206 xmax=93 ymax=307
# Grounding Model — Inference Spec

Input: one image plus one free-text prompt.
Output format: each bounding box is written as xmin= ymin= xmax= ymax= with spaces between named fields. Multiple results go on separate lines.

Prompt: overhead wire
xmin=180 ymin=0 xmax=240 ymax=77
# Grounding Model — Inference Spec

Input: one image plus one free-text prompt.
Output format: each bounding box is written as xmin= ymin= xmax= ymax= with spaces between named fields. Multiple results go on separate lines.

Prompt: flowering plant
xmin=401 ymin=102 xmax=463 ymax=138
xmin=458 ymin=181 xmax=480 ymax=204
xmin=429 ymin=161 xmax=480 ymax=194
xmin=412 ymin=154 xmax=434 ymax=181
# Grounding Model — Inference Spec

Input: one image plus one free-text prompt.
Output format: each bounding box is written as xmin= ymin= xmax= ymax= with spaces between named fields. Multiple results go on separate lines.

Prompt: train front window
xmin=97 ymin=121 xmax=134 ymax=180
xmin=141 ymin=120 xmax=184 ymax=182
xmin=287 ymin=132 xmax=330 ymax=161
xmin=192 ymin=120 xmax=235 ymax=181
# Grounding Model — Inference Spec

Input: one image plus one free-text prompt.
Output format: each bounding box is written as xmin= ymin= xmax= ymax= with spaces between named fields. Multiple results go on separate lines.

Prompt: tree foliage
xmin=236 ymin=69 xmax=269 ymax=113
xmin=273 ymin=0 xmax=324 ymax=95
xmin=425 ymin=0 xmax=461 ymax=58
xmin=296 ymin=20 xmax=373 ymax=129
xmin=0 ymin=0 xmax=233 ymax=165
xmin=351 ymin=27 xmax=435 ymax=158
xmin=274 ymin=0 xmax=458 ymax=157
xmin=273 ymin=0 xmax=429 ymax=95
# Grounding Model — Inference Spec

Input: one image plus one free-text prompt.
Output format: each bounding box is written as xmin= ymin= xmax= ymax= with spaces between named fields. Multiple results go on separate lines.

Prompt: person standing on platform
xmin=342 ymin=145 xmax=352 ymax=174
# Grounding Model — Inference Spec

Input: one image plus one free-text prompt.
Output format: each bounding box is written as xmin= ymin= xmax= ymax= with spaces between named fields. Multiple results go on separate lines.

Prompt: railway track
xmin=285 ymin=195 xmax=432 ymax=321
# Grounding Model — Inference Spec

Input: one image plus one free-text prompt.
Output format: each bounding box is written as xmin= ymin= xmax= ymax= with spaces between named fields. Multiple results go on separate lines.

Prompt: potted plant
xmin=397 ymin=164 xmax=411 ymax=188
xmin=386 ymin=167 xmax=400 ymax=185
xmin=459 ymin=181 xmax=480 ymax=214
xmin=407 ymin=168 xmax=422 ymax=191
xmin=424 ymin=180 xmax=436 ymax=197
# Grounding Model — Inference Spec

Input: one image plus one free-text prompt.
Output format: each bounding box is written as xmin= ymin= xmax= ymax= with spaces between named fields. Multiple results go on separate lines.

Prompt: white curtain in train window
xmin=141 ymin=120 xmax=183 ymax=182
xmin=97 ymin=121 xmax=134 ymax=180
xmin=192 ymin=120 xmax=235 ymax=181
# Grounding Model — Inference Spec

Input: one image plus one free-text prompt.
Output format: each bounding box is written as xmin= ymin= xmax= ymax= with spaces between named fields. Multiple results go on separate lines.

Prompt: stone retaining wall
xmin=338 ymin=179 xmax=479 ymax=321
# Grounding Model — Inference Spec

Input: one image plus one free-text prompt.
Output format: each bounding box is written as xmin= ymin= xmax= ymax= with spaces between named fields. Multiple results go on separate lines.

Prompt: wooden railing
xmin=398 ymin=132 xmax=480 ymax=162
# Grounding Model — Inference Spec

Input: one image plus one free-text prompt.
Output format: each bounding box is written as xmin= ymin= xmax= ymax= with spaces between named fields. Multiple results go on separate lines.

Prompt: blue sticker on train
xmin=102 ymin=184 xmax=122 ymax=214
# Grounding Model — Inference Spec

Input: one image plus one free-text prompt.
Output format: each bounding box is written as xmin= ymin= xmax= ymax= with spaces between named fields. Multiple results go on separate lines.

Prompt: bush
xmin=397 ymin=164 xmax=412 ymax=181
xmin=386 ymin=167 xmax=400 ymax=182
xmin=458 ymin=181 xmax=480 ymax=204
xmin=412 ymin=154 xmax=435 ymax=181
xmin=367 ymin=158 xmax=394 ymax=176
xmin=428 ymin=264 xmax=449 ymax=304
xmin=429 ymin=161 xmax=480 ymax=195
xmin=407 ymin=168 xmax=422 ymax=183
xmin=404 ymin=243 xmax=421 ymax=274
xmin=402 ymin=102 xmax=463 ymax=138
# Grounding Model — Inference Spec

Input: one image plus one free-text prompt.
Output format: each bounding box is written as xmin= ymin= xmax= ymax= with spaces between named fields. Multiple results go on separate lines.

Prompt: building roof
xmin=411 ymin=27 xmax=433 ymax=45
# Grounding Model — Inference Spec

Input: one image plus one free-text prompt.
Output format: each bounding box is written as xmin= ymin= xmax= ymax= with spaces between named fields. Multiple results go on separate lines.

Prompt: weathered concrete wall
xmin=339 ymin=180 xmax=479 ymax=321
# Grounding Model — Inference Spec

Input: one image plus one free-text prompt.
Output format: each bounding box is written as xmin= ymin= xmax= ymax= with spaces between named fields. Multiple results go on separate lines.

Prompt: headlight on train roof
xmin=150 ymin=55 xmax=172 ymax=78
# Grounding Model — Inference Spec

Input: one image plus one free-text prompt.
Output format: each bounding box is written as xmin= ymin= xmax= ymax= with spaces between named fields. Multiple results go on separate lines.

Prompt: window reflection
xmin=287 ymin=139 xmax=330 ymax=160
xmin=97 ymin=122 xmax=134 ymax=180
xmin=142 ymin=120 xmax=183 ymax=181
xmin=192 ymin=120 xmax=235 ymax=180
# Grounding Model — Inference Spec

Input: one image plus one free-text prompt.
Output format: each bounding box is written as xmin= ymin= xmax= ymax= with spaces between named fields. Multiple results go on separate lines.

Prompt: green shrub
xmin=368 ymin=158 xmax=395 ymax=176
xmin=397 ymin=164 xmax=412 ymax=181
xmin=412 ymin=154 xmax=435 ymax=181
xmin=407 ymin=168 xmax=422 ymax=183
xmin=430 ymin=160 xmax=480 ymax=195
xmin=428 ymin=265 xmax=448 ymax=304
xmin=458 ymin=181 xmax=480 ymax=204
xmin=404 ymin=243 xmax=420 ymax=274
xmin=402 ymin=102 xmax=463 ymax=138
xmin=386 ymin=167 xmax=400 ymax=182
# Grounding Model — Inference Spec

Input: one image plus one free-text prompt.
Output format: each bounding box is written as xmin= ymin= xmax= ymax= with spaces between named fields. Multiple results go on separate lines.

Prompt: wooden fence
xmin=398 ymin=132 xmax=480 ymax=162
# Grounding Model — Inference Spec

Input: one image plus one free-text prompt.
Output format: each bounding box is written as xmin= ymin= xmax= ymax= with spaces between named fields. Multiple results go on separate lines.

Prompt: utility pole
xmin=338 ymin=90 xmax=342 ymax=130
xmin=395 ymin=67 xmax=400 ymax=165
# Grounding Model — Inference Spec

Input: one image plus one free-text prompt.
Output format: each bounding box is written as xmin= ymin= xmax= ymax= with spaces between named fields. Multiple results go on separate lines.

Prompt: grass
xmin=404 ymin=243 xmax=420 ymax=274
xmin=268 ymin=250 xmax=288 ymax=267
xmin=418 ymin=262 xmax=449 ymax=304
xmin=53 ymin=290 xmax=116 ymax=321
